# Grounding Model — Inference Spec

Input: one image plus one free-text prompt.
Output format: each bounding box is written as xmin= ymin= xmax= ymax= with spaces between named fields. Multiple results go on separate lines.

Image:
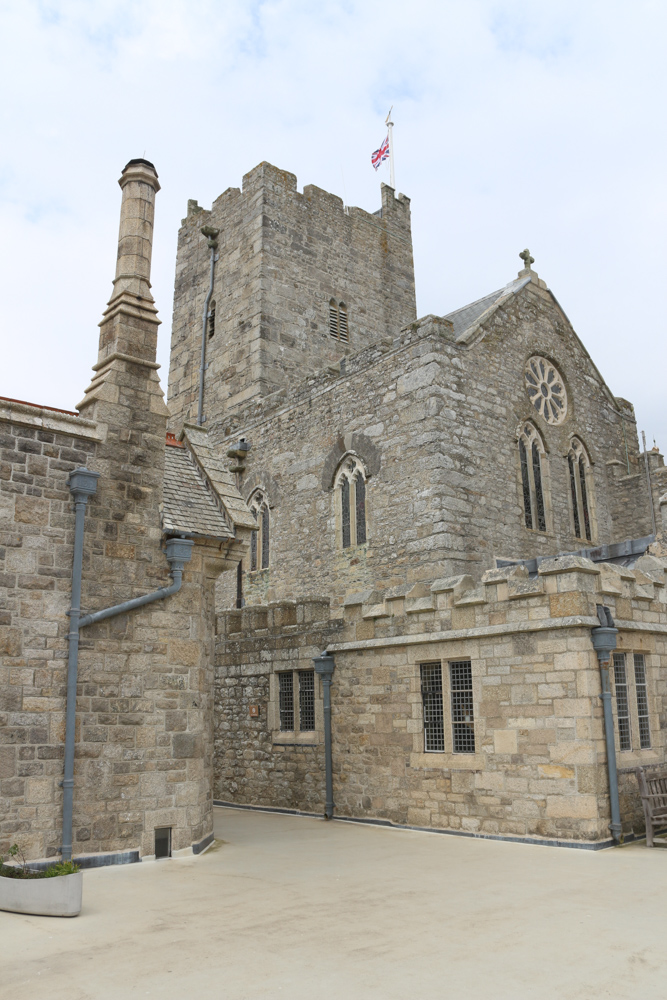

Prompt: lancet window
xmin=207 ymin=300 xmax=216 ymax=339
xmin=518 ymin=424 xmax=547 ymax=533
xmin=567 ymin=438 xmax=594 ymax=542
xmin=329 ymin=300 xmax=349 ymax=343
xmin=334 ymin=455 xmax=367 ymax=548
xmin=248 ymin=489 xmax=270 ymax=571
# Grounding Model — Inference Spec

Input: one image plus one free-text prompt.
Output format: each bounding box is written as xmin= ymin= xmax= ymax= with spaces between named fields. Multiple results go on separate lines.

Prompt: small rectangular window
xmin=420 ymin=663 xmax=444 ymax=752
xmin=299 ymin=671 xmax=315 ymax=731
xmin=612 ymin=653 xmax=632 ymax=751
xmin=450 ymin=660 xmax=475 ymax=753
xmin=278 ymin=672 xmax=294 ymax=731
xmin=634 ymin=654 xmax=651 ymax=749
xmin=155 ymin=827 xmax=171 ymax=859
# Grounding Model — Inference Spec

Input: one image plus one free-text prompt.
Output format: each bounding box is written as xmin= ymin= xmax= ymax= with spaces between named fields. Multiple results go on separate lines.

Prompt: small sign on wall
xmin=249 ymin=705 xmax=260 ymax=717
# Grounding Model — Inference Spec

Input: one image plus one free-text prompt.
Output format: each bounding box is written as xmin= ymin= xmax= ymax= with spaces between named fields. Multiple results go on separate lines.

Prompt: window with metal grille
xmin=261 ymin=506 xmax=270 ymax=569
xmin=278 ymin=672 xmax=294 ymax=731
xmin=420 ymin=663 xmax=444 ymax=752
xmin=519 ymin=438 xmax=532 ymax=529
xmin=634 ymin=654 xmax=651 ymax=749
xmin=612 ymin=652 xmax=632 ymax=751
xmin=355 ymin=472 xmax=366 ymax=545
xmin=341 ymin=477 xmax=351 ymax=548
xmin=531 ymin=440 xmax=546 ymax=532
xmin=450 ymin=660 xmax=475 ymax=753
xmin=299 ymin=671 xmax=315 ymax=731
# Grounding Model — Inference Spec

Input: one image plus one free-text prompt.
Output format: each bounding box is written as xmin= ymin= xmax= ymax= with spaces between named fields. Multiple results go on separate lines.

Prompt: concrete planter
xmin=0 ymin=871 xmax=82 ymax=917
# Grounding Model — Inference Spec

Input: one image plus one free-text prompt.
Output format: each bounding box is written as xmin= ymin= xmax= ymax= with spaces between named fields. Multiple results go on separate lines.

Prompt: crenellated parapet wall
xmin=215 ymin=556 xmax=667 ymax=845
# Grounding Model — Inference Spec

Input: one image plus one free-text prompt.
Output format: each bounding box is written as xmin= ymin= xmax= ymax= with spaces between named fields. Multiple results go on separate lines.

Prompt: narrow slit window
xmin=236 ymin=560 xmax=243 ymax=609
xmin=261 ymin=506 xmax=270 ymax=569
xmin=250 ymin=517 xmax=258 ymax=571
xmin=612 ymin=652 xmax=632 ymax=751
xmin=329 ymin=301 xmax=339 ymax=339
xmin=341 ymin=477 xmax=351 ymax=548
xmin=207 ymin=300 xmax=216 ymax=339
xmin=568 ymin=454 xmax=581 ymax=538
xmin=355 ymin=472 xmax=366 ymax=545
xmin=278 ymin=672 xmax=294 ymax=731
xmin=420 ymin=663 xmax=444 ymax=752
xmin=450 ymin=660 xmax=475 ymax=753
xmin=531 ymin=440 xmax=546 ymax=532
xmin=519 ymin=438 xmax=533 ymax=529
xmin=338 ymin=304 xmax=348 ymax=343
xmin=299 ymin=671 xmax=315 ymax=731
xmin=579 ymin=458 xmax=591 ymax=541
xmin=634 ymin=654 xmax=651 ymax=749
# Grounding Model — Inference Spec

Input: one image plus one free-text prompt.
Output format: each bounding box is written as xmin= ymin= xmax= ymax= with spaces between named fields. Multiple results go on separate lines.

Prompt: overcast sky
xmin=1 ymin=0 xmax=665 ymax=449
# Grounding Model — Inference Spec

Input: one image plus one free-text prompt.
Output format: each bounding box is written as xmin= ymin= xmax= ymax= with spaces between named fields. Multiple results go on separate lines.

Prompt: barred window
xmin=329 ymin=299 xmax=349 ymax=343
xmin=450 ymin=660 xmax=475 ymax=753
xmin=278 ymin=672 xmax=294 ymax=731
xmin=517 ymin=424 xmax=547 ymax=533
xmin=299 ymin=671 xmax=315 ymax=731
xmin=420 ymin=663 xmax=444 ymax=752
xmin=612 ymin=653 xmax=632 ymax=751
xmin=568 ymin=438 xmax=594 ymax=542
xmin=248 ymin=489 xmax=270 ymax=571
xmin=634 ymin=654 xmax=651 ymax=749
xmin=334 ymin=455 xmax=368 ymax=550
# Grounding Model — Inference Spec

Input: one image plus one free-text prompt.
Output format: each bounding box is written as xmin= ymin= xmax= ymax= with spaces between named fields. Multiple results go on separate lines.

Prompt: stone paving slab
xmin=1 ymin=806 xmax=666 ymax=1000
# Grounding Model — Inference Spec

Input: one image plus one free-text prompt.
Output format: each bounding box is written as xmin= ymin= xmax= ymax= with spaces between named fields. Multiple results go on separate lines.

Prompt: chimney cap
xmin=122 ymin=158 xmax=158 ymax=176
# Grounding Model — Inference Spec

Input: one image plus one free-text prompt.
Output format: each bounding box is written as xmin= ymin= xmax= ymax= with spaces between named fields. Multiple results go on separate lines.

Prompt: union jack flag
xmin=371 ymin=134 xmax=389 ymax=171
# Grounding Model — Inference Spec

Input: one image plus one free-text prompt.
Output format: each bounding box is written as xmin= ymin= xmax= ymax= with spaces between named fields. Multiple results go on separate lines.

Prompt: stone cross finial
xmin=519 ymin=248 xmax=534 ymax=270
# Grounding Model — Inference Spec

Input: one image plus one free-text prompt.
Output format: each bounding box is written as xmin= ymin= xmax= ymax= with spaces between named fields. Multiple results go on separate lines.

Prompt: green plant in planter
xmin=0 ymin=844 xmax=80 ymax=879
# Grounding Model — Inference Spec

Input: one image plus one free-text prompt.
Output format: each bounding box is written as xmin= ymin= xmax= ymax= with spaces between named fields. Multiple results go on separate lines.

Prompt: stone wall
xmin=167 ymin=162 xmax=416 ymax=428
xmin=215 ymin=555 xmax=667 ymax=845
xmin=212 ymin=272 xmax=652 ymax=610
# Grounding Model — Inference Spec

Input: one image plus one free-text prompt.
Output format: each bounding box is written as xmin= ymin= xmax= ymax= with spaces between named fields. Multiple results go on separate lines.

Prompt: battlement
xmin=167 ymin=161 xmax=416 ymax=430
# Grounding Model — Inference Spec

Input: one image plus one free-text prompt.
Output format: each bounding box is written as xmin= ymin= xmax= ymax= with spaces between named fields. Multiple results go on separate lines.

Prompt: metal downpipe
xmin=62 ymin=468 xmax=100 ymax=861
xmin=314 ymin=652 xmax=335 ymax=820
xmin=591 ymin=605 xmax=623 ymax=844
xmin=197 ymin=226 xmax=220 ymax=426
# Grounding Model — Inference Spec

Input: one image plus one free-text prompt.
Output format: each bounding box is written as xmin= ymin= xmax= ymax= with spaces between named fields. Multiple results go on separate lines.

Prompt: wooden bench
xmin=635 ymin=767 xmax=667 ymax=847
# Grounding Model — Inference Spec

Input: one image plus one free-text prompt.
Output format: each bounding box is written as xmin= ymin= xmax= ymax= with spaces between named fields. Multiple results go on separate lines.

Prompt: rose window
xmin=525 ymin=356 xmax=567 ymax=425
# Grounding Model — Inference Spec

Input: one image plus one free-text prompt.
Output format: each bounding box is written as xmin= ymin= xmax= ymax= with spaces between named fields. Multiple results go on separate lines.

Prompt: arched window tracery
xmin=334 ymin=455 xmax=368 ymax=549
xmin=517 ymin=424 xmax=548 ymax=533
xmin=568 ymin=438 xmax=594 ymax=542
xmin=248 ymin=489 xmax=270 ymax=570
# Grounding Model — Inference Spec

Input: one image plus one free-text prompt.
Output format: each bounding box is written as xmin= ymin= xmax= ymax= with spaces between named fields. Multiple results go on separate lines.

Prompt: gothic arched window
xmin=248 ymin=489 xmax=270 ymax=570
xmin=328 ymin=299 xmax=349 ymax=344
xmin=568 ymin=438 xmax=594 ymax=542
xmin=517 ymin=424 xmax=548 ymax=533
xmin=334 ymin=455 xmax=367 ymax=549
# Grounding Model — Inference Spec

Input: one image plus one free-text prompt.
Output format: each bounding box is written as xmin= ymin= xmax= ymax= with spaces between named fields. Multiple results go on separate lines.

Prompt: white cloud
xmin=0 ymin=0 xmax=665 ymax=451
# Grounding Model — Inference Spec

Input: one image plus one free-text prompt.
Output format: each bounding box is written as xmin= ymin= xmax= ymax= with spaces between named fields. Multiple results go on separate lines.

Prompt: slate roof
xmin=444 ymin=276 xmax=531 ymax=340
xmin=162 ymin=444 xmax=233 ymax=539
xmin=183 ymin=425 xmax=257 ymax=531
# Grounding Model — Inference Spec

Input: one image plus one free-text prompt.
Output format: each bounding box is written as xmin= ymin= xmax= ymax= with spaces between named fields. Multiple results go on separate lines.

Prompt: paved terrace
xmin=3 ymin=807 xmax=666 ymax=999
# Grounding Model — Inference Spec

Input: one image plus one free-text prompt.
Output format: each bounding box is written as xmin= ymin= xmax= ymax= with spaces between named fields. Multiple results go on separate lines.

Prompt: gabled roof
xmin=182 ymin=424 xmax=257 ymax=531
xmin=163 ymin=443 xmax=234 ymax=539
xmin=444 ymin=276 xmax=531 ymax=341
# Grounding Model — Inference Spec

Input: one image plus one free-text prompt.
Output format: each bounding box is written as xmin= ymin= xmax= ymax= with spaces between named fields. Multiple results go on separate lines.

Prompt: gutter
xmin=62 ymin=468 xmax=194 ymax=861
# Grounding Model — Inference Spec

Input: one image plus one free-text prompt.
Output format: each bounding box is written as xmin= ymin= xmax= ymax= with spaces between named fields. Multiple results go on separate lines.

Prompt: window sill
xmin=409 ymin=752 xmax=484 ymax=770
xmin=272 ymin=731 xmax=320 ymax=746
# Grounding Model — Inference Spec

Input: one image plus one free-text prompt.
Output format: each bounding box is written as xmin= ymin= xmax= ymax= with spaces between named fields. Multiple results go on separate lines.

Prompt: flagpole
xmin=385 ymin=107 xmax=395 ymax=190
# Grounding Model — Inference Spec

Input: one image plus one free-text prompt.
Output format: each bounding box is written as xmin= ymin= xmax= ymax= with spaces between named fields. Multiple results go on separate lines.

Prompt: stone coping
xmin=0 ymin=396 xmax=100 ymax=440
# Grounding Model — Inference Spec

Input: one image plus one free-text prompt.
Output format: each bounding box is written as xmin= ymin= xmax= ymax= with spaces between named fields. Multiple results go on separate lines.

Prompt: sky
xmin=1 ymin=0 xmax=665 ymax=448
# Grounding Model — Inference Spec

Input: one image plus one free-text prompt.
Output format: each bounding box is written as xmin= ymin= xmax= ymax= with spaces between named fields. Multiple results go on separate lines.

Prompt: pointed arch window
xmin=517 ymin=424 xmax=548 ymax=533
xmin=248 ymin=489 xmax=270 ymax=570
xmin=568 ymin=438 xmax=594 ymax=542
xmin=328 ymin=299 xmax=349 ymax=344
xmin=334 ymin=455 xmax=367 ymax=549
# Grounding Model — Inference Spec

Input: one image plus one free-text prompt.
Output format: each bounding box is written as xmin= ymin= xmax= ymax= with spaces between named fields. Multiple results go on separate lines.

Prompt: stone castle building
xmin=1 ymin=158 xmax=666 ymax=864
